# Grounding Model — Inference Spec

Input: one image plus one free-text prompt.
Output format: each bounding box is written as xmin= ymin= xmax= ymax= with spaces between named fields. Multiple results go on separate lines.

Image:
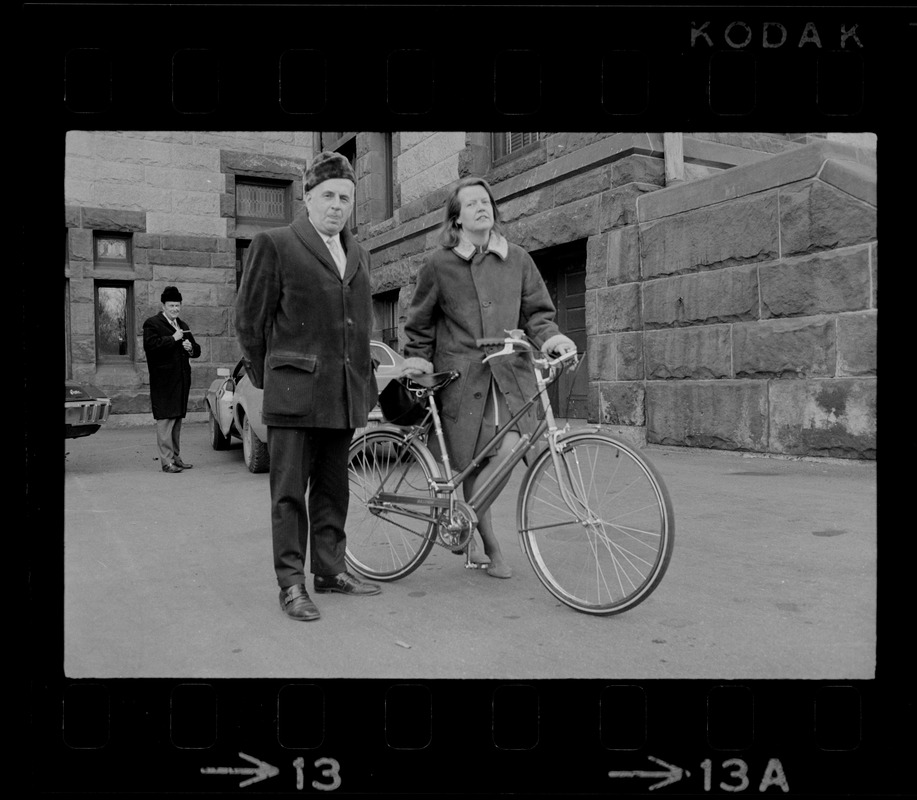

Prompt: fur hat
xmin=303 ymin=151 xmax=356 ymax=192
xmin=160 ymin=286 xmax=182 ymax=304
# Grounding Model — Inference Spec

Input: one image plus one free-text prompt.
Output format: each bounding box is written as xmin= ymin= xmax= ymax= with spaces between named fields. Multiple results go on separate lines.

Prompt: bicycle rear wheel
xmin=346 ymin=429 xmax=440 ymax=581
xmin=518 ymin=433 xmax=674 ymax=615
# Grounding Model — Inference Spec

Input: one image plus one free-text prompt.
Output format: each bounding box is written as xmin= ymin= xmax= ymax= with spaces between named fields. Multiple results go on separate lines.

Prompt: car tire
xmin=242 ymin=414 xmax=270 ymax=473
xmin=209 ymin=404 xmax=232 ymax=450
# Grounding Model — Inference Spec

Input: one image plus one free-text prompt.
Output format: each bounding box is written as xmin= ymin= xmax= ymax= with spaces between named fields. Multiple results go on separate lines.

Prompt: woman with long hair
xmin=400 ymin=176 xmax=576 ymax=578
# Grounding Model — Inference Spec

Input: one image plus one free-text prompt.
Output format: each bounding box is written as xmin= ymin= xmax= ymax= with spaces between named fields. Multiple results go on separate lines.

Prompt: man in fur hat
xmin=235 ymin=151 xmax=381 ymax=622
xmin=142 ymin=286 xmax=201 ymax=473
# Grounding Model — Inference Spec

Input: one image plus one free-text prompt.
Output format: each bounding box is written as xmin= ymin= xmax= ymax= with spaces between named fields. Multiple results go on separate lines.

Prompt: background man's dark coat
xmin=142 ymin=313 xmax=201 ymax=419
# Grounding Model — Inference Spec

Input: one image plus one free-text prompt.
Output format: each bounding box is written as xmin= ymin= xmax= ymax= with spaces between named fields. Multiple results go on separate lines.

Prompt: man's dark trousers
xmin=268 ymin=426 xmax=354 ymax=588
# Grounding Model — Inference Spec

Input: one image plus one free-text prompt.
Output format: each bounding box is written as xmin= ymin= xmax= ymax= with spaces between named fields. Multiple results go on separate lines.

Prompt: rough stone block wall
xmin=396 ymin=131 xmax=467 ymax=207
xmin=65 ymin=131 xmax=313 ymax=419
xmin=631 ymin=142 xmax=877 ymax=459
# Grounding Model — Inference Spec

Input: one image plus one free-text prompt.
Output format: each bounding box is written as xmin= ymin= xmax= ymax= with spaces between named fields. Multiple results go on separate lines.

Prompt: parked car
xmin=205 ymin=340 xmax=404 ymax=473
xmin=65 ymin=380 xmax=112 ymax=439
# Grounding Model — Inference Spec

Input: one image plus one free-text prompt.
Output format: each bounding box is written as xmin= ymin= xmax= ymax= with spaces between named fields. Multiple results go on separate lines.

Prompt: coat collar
xmin=290 ymin=211 xmax=361 ymax=282
xmin=452 ymin=231 xmax=509 ymax=262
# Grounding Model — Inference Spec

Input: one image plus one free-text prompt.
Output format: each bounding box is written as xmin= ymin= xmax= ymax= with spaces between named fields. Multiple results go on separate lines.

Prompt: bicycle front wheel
xmin=346 ymin=429 xmax=440 ymax=581
xmin=518 ymin=433 xmax=674 ymax=615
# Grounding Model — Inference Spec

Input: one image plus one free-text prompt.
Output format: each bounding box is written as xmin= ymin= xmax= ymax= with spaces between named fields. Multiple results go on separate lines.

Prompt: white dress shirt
xmin=310 ymin=219 xmax=347 ymax=277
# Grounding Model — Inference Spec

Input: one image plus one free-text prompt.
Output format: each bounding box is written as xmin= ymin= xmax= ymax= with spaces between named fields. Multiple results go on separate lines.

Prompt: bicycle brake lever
xmin=482 ymin=342 xmax=516 ymax=363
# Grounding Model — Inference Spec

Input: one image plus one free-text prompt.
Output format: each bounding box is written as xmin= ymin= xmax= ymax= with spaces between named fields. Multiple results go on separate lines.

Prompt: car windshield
xmin=370 ymin=344 xmax=395 ymax=366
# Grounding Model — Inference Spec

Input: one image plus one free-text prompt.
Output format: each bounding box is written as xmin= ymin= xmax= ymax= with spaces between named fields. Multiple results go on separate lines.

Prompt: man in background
xmin=142 ymin=286 xmax=201 ymax=473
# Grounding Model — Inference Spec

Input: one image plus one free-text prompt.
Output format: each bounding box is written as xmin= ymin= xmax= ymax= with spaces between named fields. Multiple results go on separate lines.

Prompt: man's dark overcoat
xmin=235 ymin=211 xmax=377 ymax=429
xmin=142 ymin=312 xmax=201 ymax=419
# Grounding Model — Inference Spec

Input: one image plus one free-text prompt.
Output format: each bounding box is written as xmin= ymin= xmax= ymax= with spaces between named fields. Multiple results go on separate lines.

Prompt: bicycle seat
xmin=405 ymin=370 xmax=460 ymax=392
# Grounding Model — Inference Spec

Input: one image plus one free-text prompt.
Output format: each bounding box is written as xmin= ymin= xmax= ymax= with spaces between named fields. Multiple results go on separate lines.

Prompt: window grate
xmin=94 ymin=233 xmax=132 ymax=265
xmin=493 ymin=132 xmax=548 ymax=161
xmin=237 ymin=182 xmax=288 ymax=220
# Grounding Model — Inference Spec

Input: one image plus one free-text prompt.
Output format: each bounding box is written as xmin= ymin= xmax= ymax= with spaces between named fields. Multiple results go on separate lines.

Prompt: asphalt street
xmin=62 ymin=421 xmax=876 ymax=679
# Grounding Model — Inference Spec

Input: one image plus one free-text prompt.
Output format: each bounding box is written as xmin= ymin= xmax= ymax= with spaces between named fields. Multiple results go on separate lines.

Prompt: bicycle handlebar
xmin=478 ymin=334 xmax=578 ymax=368
xmin=475 ymin=337 xmax=512 ymax=348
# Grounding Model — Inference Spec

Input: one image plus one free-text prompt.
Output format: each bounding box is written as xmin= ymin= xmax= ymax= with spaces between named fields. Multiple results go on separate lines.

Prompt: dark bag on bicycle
xmin=379 ymin=377 xmax=428 ymax=425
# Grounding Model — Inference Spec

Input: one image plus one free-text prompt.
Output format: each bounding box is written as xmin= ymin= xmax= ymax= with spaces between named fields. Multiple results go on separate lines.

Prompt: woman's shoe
xmin=485 ymin=562 xmax=512 ymax=579
xmin=469 ymin=540 xmax=491 ymax=565
xmin=451 ymin=539 xmax=491 ymax=564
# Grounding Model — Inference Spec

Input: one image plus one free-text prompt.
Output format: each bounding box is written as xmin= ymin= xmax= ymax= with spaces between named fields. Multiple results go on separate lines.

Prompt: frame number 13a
xmin=701 ymin=758 xmax=789 ymax=793
xmin=610 ymin=756 xmax=789 ymax=793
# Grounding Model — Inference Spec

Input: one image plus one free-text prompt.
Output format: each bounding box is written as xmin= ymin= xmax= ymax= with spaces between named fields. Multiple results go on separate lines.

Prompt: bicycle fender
xmin=550 ymin=425 xmax=604 ymax=444
xmin=363 ymin=423 xmax=415 ymax=437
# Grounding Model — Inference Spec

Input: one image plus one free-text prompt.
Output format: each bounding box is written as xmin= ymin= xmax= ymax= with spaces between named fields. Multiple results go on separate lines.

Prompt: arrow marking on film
xmin=609 ymin=755 xmax=688 ymax=790
xmin=201 ymin=752 xmax=280 ymax=788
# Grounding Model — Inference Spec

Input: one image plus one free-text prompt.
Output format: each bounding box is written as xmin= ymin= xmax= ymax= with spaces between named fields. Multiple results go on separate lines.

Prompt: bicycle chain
xmin=371 ymin=503 xmax=474 ymax=552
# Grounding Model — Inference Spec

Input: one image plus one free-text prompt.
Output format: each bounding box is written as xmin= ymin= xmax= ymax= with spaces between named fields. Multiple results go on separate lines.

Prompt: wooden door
xmin=532 ymin=242 xmax=589 ymax=419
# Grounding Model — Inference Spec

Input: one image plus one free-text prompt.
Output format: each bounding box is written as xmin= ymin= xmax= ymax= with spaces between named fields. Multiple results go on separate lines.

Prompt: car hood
xmin=65 ymin=381 xmax=109 ymax=402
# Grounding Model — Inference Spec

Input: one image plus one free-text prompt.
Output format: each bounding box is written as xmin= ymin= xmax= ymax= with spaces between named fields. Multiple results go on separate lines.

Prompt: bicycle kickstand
xmin=464 ymin=544 xmax=489 ymax=570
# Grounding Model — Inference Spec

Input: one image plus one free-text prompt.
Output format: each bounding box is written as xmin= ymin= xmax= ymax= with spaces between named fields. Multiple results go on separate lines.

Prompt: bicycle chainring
xmin=436 ymin=504 xmax=477 ymax=551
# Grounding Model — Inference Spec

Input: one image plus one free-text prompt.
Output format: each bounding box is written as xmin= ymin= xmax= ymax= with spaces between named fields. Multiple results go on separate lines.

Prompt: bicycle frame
xmin=348 ymin=335 xmax=675 ymax=614
xmin=372 ymin=339 xmax=587 ymax=531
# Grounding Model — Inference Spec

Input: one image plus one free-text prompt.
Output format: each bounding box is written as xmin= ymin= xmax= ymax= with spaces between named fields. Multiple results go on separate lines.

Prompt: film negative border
xmin=41 ymin=5 xmax=902 ymax=128
xmin=31 ymin=679 xmax=899 ymax=795
xmin=23 ymin=2 xmax=909 ymax=797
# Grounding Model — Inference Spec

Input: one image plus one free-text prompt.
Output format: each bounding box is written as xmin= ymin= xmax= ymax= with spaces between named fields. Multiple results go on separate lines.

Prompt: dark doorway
xmin=531 ymin=240 xmax=589 ymax=419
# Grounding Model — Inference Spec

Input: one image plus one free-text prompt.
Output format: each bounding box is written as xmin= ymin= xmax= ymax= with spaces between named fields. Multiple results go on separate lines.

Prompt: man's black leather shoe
xmin=279 ymin=584 xmax=321 ymax=621
xmin=314 ymin=571 xmax=381 ymax=596
xmin=174 ymin=458 xmax=193 ymax=469
xmin=162 ymin=462 xmax=183 ymax=473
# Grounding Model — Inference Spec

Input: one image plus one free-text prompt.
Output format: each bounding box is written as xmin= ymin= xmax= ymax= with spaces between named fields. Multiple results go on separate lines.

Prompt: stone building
xmin=65 ymin=131 xmax=315 ymax=424
xmin=64 ymin=131 xmax=877 ymax=459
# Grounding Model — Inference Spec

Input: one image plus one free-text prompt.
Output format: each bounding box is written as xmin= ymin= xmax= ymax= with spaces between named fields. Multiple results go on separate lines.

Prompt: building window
xmin=373 ymin=289 xmax=400 ymax=352
xmin=492 ymin=132 xmax=548 ymax=162
xmin=357 ymin=132 xmax=395 ymax=227
xmin=235 ymin=178 xmax=292 ymax=226
xmin=92 ymin=231 xmax=135 ymax=362
xmin=93 ymin=232 xmax=132 ymax=266
xmin=321 ymin=132 xmax=352 ymax=151
xmin=95 ymin=281 xmax=134 ymax=362
xmin=381 ymin=132 xmax=394 ymax=220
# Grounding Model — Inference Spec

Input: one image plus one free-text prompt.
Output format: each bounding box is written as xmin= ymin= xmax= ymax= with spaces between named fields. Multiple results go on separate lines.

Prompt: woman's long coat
xmin=142 ymin=312 xmax=201 ymax=420
xmin=234 ymin=211 xmax=378 ymax=429
xmin=403 ymin=234 xmax=562 ymax=471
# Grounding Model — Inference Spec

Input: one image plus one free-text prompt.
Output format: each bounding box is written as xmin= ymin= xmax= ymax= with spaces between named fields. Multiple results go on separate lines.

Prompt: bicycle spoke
xmin=519 ymin=434 xmax=674 ymax=615
xmin=590 ymin=514 xmax=663 ymax=546
xmin=572 ymin=521 xmax=639 ymax=605
xmin=594 ymin=528 xmax=654 ymax=574
xmin=583 ymin=520 xmax=624 ymax=604
xmin=345 ymin=432 xmax=439 ymax=581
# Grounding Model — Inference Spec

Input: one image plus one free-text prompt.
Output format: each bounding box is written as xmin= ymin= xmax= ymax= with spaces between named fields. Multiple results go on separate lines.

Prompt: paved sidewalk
xmin=61 ymin=422 xmax=876 ymax=679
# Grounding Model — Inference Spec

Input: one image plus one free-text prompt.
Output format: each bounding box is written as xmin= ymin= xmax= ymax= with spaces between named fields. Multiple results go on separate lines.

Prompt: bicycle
xmin=345 ymin=333 xmax=675 ymax=615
